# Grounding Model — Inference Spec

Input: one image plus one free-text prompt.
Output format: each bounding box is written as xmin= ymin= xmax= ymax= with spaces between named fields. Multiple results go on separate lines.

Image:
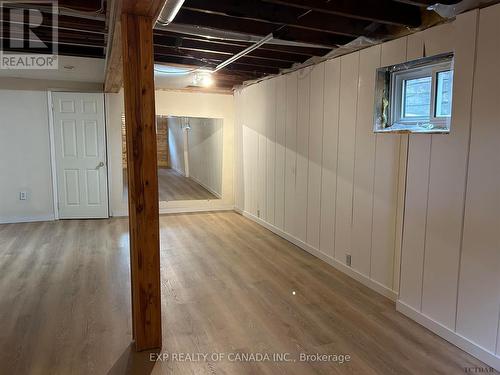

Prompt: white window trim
xmin=389 ymin=60 xmax=453 ymax=131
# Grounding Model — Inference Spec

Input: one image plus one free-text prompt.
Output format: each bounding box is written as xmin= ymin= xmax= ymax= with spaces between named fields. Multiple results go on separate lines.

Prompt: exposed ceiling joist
xmin=154 ymin=53 xmax=280 ymax=75
xmin=173 ymin=8 xmax=354 ymax=48
xmin=392 ymin=0 xmax=458 ymax=6
xmin=261 ymin=0 xmax=423 ymax=27
xmin=153 ymin=33 xmax=308 ymax=63
xmin=57 ymin=0 xmax=105 ymax=12
xmin=154 ymin=30 xmax=331 ymax=56
xmin=154 ymin=45 xmax=293 ymax=69
xmin=154 ymin=54 xmax=279 ymax=75
xmin=104 ymin=0 xmax=123 ymax=92
xmin=0 ymin=13 xmax=105 ymax=34
xmin=182 ymin=0 xmax=384 ymax=38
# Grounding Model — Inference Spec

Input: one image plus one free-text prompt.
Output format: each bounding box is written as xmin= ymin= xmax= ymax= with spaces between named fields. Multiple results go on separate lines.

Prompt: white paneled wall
xmin=396 ymin=8 xmax=500 ymax=370
xmin=235 ymin=46 xmax=404 ymax=300
xmin=167 ymin=117 xmax=186 ymax=175
xmin=319 ymin=59 xmax=340 ymax=259
xmin=187 ymin=118 xmax=223 ymax=197
xmin=335 ymin=52 xmax=359 ymax=265
xmin=456 ymin=3 xmax=500 ymax=357
xmin=235 ymin=5 xmax=500 ymax=371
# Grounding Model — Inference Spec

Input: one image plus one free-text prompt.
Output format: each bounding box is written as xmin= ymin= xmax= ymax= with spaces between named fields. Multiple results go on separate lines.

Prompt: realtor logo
xmin=0 ymin=1 xmax=58 ymax=69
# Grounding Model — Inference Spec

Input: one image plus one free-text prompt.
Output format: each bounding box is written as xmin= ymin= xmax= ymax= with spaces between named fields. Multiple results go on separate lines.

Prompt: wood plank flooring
xmin=124 ymin=168 xmax=219 ymax=202
xmin=0 ymin=212 xmax=494 ymax=375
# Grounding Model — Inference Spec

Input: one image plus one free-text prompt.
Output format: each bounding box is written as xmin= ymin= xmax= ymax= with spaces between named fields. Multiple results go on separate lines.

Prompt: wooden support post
xmin=121 ymin=12 xmax=162 ymax=351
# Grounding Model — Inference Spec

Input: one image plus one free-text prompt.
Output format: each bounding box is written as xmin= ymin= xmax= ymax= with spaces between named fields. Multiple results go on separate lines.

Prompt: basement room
xmin=0 ymin=0 xmax=499 ymax=374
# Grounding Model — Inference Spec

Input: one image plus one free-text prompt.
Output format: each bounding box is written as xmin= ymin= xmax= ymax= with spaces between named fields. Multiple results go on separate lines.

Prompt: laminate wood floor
xmin=0 ymin=212 xmax=494 ymax=375
xmin=123 ymin=168 xmax=219 ymax=202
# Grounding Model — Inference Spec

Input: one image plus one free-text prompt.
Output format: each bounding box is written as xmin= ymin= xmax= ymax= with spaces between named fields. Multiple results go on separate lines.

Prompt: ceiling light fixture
xmin=192 ymin=71 xmax=214 ymax=87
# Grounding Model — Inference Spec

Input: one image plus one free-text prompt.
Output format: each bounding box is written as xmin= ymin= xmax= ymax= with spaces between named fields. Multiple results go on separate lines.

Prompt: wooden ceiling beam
xmin=104 ymin=0 xmax=123 ymax=92
xmin=1 ymin=27 xmax=105 ymax=48
xmin=154 ymin=61 xmax=262 ymax=81
xmin=392 ymin=0 xmax=458 ymax=6
xmin=154 ymin=54 xmax=274 ymax=75
xmin=58 ymin=0 xmax=105 ymax=12
xmin=182 ymin=0 xmax=378 ymax=37
xmin=154 ymin=45 xmax=293 ymax=69
xmin=153 ymin=32 xmax=308 ymax=63
xmin=172 ymin=8 xmax=353 ymax=48
xmin=262 ymin=0 xmax=422 ymax=27
xmin=154 ymin=30 xmax=331 ymax=56
xmin=154 ymin=53 xmax=280 ymax=75
xmin=0 ymin=13 xmax=106 ymax=33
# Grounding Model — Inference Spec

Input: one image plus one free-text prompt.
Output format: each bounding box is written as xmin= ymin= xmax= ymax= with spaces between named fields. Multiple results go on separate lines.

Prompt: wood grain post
xmin=121 ymin=12 xmax=162 ymax=351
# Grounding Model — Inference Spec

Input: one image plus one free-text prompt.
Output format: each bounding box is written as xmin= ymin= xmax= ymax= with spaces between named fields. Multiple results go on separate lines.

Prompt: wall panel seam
xmin=420 ymin=136 xmax=433 ymax=312
xmin=332 ymin=62 xmax=342 ymax=259
xmin=454 ymin=9 xmax=480 ymax=333
xmin=397 ymin=135 xmax=410 ymax=295
xmin=350 ymin=52 xmax=361 ymax=237
xmin=318 ymin=63 xmax=326 ymax=251
xmin=305 ymin=71 xmax=312 ymax=242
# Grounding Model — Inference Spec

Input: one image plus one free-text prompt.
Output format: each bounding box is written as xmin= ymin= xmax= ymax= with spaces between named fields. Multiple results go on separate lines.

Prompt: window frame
xmin=389 ymin=60 xmax=453 ymax=131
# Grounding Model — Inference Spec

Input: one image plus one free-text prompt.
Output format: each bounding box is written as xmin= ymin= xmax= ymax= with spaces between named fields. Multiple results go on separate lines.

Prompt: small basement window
xmin=373 ymin=53 xmax=454 ymax=133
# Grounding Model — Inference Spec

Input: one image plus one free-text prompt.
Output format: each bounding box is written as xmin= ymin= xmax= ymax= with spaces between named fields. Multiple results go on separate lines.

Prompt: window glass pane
xmin=435 ymin=70 xmax=453 ymax=117
xmin=403 ymin=76 xmax=432 ymax=118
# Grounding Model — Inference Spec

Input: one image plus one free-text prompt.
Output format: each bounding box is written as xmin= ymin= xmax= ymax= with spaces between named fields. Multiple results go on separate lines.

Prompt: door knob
xmin=96 ymin=161 xmax=105 ymax=169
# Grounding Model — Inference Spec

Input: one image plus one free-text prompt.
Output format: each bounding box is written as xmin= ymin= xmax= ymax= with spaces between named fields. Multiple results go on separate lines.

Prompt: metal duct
xmin=156 ymin=0 xmax=185 ymax=26
xmin=154 ymin=23 xmax=332 ymax=49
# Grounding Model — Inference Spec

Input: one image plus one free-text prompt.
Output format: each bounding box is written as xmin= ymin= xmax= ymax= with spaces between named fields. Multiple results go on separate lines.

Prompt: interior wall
xmin=399 ymin=8 xmax=477 ymax=331
xmin=234 ymin=6 xmax=500 ymax=370
xmin=187 ymin=118 xmax=223 ymax=197
xmin=397 ymin=7 xmax=500 ymax=370
xmin=0 ymin=90 xmax=54 ymax=223
xmin=166 ymin=117 xmax=186 ymax=175
xmin=106 ymin=89 xmax=234 ymax=215
xmin=235 ymin=38 xmax=405 ymax=300
xmin=458 ymin=4 xmax=500 ymax=358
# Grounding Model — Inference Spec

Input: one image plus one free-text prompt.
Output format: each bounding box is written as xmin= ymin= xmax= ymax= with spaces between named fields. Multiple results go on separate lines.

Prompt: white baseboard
xmin=111 ymin=206 xmax=234 ymax=217
xmin=189 ymin=175 xmax=222 ymax=199
xmin=159 ymin=205 xmax=234 ymax=214
xmin=237 ymin=209 xmax=398 ymax=301
xmin=0 ymin=214 xmax=55 ymax=224
xmin=397 ymin=301 xmax=500 ymax=372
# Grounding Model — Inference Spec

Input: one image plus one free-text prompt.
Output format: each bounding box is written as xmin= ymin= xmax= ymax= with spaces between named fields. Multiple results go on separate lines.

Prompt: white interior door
xmin=52 ymin=92 xmax=109 ymax=219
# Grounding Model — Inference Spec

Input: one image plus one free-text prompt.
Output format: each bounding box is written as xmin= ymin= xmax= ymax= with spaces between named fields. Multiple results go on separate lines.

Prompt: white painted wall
xmin=396 ymin=7 xmax=500 ymax=370
xmin=187 ymin=118 xmax=223 ymax=197
xmin=399 ymin=9 xmax=477 ymax=328
xmin=457 ymin=4 xmax=500 ymax=358
xmin=235 ymin=41 xmax=404 ymax=301
xmin=106 ymin=89 xmax=234 ymax=215
xmin=0 ymin=90 xmax=54 ymax=223
xmin=235 ymin=6 xmax=500 ymax=371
